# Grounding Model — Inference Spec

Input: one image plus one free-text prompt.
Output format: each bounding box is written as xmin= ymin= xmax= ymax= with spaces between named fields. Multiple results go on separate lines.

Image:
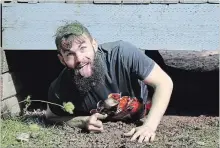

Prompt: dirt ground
xmin=57 ymin=115 xmax=219 ymax=148
xmin=1 ymin=112 xmax=218 ymax=148
xmin=159 ymin=50 xmax=219 ymax=71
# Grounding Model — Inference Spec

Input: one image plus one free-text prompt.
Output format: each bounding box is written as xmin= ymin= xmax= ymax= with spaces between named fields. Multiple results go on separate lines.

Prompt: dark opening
xmin=4 ymin=50 xmax=219 ymax=116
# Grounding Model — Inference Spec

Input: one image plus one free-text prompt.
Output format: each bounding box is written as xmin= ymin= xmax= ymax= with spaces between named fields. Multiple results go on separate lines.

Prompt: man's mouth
xmin=77 ymin=63 xmax=89 ymax=70
xmin=76 ymin=63 xmax=92 ymax=77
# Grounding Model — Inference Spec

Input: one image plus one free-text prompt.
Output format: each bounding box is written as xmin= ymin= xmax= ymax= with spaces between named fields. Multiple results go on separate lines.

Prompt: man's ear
xmin=57 ymin=54 xmax=66 ymax=66
xmin=92 ymin=38 xmax=98 ymax=52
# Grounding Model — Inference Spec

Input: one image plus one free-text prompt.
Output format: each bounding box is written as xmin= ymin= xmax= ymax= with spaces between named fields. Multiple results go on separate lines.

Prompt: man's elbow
xmin=156 ymin=74 xmax=173 ymax=93
xmin=166 ymin=75 xmax=173 ymax=91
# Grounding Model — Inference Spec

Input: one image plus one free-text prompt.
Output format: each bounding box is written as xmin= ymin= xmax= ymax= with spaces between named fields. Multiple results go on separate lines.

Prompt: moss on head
xmin=55 ymin=21 xmax=92 ymax=53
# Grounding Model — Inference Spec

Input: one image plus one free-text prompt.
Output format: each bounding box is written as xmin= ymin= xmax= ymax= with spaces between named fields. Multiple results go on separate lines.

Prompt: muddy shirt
xmin=48 ymin=40 xmax=155 ymax=117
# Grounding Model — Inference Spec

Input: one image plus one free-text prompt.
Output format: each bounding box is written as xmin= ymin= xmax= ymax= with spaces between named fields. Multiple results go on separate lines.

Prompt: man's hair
xmin=55 ymin=21 xmax=92 ymax=53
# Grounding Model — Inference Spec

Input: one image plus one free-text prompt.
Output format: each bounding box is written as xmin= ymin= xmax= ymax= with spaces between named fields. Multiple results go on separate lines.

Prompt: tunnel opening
xmin=4 ymin=50 xmax=219 ymax=116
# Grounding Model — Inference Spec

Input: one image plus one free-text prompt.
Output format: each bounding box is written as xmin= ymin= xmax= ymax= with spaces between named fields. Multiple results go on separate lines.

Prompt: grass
xmin=1 ymin=114 xmax=66 ymax=148
xmin=1 ymin=96 xmax=76 ymax=147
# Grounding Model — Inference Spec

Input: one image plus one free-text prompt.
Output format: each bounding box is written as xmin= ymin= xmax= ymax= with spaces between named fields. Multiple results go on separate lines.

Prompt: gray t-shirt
xmin=48 ymin=40 xmax=155 ymax=117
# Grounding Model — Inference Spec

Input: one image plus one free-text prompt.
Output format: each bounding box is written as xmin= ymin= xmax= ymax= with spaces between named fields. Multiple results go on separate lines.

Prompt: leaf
xmin=63 ymin=102 xmax=75 ymax=114
xmin=25 ymin=95 xmax=31 ymax=107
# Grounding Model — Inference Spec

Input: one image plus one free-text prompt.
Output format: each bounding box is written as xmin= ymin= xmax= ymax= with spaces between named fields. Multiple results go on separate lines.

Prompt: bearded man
xmin=46 ymin=21 xmax=173 ymax=143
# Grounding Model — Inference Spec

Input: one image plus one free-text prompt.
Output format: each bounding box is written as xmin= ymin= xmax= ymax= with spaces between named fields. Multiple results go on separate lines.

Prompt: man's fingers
xmin=143 ymin=133 xmax=155 ymax=142
xmin=131 ymin=131 xmax=142 ymax=141
xmin=143 ymin=136 xmax=150 ymax=143
xmin=124 ymin=128 xmax=135 ymax=137
xmin=89 ymin=119 xmax=103 ymax=128
xmin=95 ymin=113 xmax=108 ymax=120
xmin=87 ymin=124 xmax=103 ymax=132
xmin=149 ymin=133 xmax=156 ymax=142
xmin=90 ymin=113 xmax=107 ymax=122
xmin=138 ymin=135 xmax=146 ymax=143
xmin=89 ymin=113 xmax=105 ymax=128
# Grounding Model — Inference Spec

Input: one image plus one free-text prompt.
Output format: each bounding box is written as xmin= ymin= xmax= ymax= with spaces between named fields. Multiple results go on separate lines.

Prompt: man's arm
xmin=119 ymin=41 xmax=173 ymax=142
xmin=118 ymin=41 xmax=172 ymax=125
xmin=46 ymin=105 xmax=107 ymax=132
xmin=45 ymin=104 xmax=89 ymax=128
xmin=142 ymin=62 xmax=173 ymax=130
xmin=46 ymin=81 xmax=107 ymax=131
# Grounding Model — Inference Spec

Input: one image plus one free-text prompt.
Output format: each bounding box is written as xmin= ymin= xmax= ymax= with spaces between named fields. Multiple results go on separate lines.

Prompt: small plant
xmin=63 ymin=102 xmax=75 ymax=114
xmin=1 ymin=95 xmax=75 ymax=116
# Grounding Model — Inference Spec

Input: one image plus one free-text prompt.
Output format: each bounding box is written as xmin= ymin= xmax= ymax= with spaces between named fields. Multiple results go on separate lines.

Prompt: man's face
xmin=58 ymin=35 xmax=105 ymax=95
xmin=59 ymin=34 xmax=96 ymax=78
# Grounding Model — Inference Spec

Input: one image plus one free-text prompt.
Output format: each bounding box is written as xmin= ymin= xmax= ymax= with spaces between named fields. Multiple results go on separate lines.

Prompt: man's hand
xmin=124 ymin=125 xmax=156 ymax=143
xmin=85 ymin=113 xmax=107 ymax=133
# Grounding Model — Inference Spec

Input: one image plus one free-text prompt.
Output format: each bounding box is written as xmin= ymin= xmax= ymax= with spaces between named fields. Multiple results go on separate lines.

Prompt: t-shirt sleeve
xmin=120 ymin=41 xmax=155 ymax=81
xmin=47 ymin=82 xmax=73 ymax=117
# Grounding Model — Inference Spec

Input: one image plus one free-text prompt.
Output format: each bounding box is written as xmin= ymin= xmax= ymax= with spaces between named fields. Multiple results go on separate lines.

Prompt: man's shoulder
xmin=99 ymin=40 xmax=134 ymax=52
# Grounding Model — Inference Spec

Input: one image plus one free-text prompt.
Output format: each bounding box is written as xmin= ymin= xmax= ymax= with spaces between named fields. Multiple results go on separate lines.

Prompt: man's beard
xmin=68 ymin=52 xmax=105 ymax=96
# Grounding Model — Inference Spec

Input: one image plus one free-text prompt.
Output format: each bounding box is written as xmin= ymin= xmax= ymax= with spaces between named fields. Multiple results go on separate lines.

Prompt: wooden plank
xmin=122 ymin=0 xmax=143 ymax=3
xmin=38 ymin=0 xmax=65 ymax=3
xmin=150 ymin=0 xmax=179 ymax=3
xmin=0 ymin=3 xmax=1 ymax=48
xmin=208 ymin=0 xmax=220 ymax=3
xmin=2 ymin=3 xmax=220 ymax=50
xmin=3 ymin=0 xmax=218 ymax=3
xmin=142 ymin=0 xmax=151 ymax=3
xmin=66 ymin=0 xmax=93 ymax=3
xmin=2 ymin=0 xmax=18 ymax=3
xmin=179 ymin=0 xmax=207 ymax=3
xmin=94 ymin=0 xmax=121 ymax=3
xmin=17 ymin=0 xmax=39 ymax=3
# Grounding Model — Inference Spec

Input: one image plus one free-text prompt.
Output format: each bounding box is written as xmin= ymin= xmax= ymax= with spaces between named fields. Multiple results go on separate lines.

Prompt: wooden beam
xmin=2 ymin=3 xmax=220 ymax=50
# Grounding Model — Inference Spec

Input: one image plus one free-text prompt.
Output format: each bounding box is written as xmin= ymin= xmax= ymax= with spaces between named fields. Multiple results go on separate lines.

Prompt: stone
xmin=2 ymin=72 xmax=23 ymax=100
xmin=1 ymin=95 xmax=21 ymax=117
xmin=16 ymin=133 xmax=30 ymax=142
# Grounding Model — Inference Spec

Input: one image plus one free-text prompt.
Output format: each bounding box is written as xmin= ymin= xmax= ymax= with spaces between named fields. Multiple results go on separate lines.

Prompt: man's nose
xmin=75 ymin=52 xmax=84 ymax=64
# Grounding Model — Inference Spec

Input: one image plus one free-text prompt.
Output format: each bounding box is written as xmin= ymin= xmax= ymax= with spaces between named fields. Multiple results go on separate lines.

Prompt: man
xmin=45 ymin=21 xmax=173 ymax=143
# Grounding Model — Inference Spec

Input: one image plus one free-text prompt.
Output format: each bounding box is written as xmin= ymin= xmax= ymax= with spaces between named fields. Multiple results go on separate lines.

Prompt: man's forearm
xmin=144 ymin=79 xmax=173 ymax=130
xmin=47 ymin=116 xmax=89 ymax=129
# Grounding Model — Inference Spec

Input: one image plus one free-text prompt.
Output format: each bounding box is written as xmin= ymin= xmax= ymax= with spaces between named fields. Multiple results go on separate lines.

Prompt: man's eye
xmin=67 ymin=53 xmax=73 ymax=56
xmin=80 ymin=47 xmax=86 ymax=52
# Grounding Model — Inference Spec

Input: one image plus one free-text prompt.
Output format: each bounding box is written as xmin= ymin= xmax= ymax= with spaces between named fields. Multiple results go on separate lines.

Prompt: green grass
xmin=1 ymin=116 xmax=65 ymax=148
